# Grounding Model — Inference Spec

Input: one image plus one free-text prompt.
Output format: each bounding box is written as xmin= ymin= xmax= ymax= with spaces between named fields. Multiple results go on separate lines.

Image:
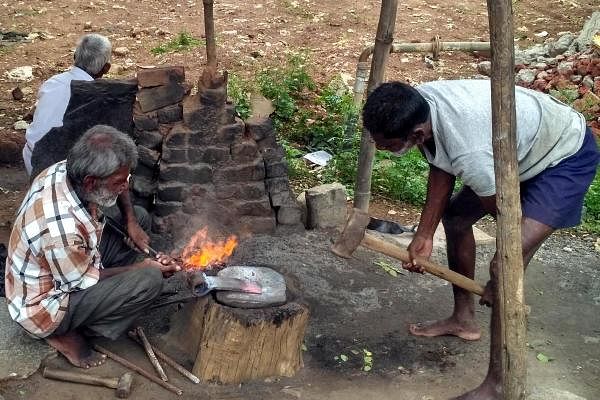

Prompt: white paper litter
xmin=303 ymin=150 xmax=333 ymax=166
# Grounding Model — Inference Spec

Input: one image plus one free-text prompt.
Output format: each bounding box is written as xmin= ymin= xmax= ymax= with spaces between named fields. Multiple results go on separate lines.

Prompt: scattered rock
xmin=113 ymin=46 xmax=130 ymax=57
xmin=477 ymin=60 xmax=492 ymax=76
xmin=516 ymin=68 xmax=536 ymax=85
xmin=548 ymin=32 xmax=575 ymax=56
xmin=4 ymin=66 xmax=33 ymax=82
xmin=11 ymin=87 xmax=23 ymax=101
xmin=557 ymin=61 xmax=574 ymax=75
xmin=0 ymin=132 xmax=26 ymax=164
xmin=83 ymin=21 xmax=92 ymax=31
xmin=13 ymin=121 xmax=29 ymax=130
xmin=571 ymin=11 xmax=600 ymax=52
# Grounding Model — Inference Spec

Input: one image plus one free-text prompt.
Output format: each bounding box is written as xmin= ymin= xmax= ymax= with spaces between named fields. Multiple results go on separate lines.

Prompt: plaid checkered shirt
xmin=5 ymin=161 xmax=104 ymax=338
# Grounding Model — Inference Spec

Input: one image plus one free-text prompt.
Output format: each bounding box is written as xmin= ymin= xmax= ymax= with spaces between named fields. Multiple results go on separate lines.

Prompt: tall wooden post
xmin=203 ymin=0 xmax=217 ymax=68
xmin=353 ymin=0 xmax=397 ymax=211
xmin=487 ymin=1 xmax=527 ymax=398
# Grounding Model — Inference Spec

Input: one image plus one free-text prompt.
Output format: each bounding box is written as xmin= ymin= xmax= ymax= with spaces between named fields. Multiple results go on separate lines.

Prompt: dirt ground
xmin=1 ymin=0 xmax=600 ymax=399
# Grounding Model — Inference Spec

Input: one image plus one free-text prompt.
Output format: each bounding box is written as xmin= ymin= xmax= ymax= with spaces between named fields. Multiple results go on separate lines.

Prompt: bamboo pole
xmin=203 ymin=0 xmax=217 ymax=68
xmin=353 ymin=0 xmax=397 ymax=211
xmin=487 ymin=1 xmax=527 ymax=398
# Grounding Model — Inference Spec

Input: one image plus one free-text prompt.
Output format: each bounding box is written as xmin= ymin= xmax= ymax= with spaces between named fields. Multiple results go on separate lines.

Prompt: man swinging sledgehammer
xmin=339 ymin=79 xmax=599 ymax=400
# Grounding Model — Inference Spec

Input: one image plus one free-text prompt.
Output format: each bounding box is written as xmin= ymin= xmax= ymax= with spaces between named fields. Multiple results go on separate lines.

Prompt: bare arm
xmin=99 ymin=254 xmax=181 ymax=280
xmin=405 ymin=165 xmax=456 ymax=272
xmin=117 ymin=190 xmax=150 ymax=253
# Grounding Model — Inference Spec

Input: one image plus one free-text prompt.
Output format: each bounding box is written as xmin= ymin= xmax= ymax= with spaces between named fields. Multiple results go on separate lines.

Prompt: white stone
xmin=13 ymin=120 xmax=29 ymax=130
xmin=113 ymin=46 xmax=129 ymax=56
xmin=4 ymin=66 xmax=33 ymax=82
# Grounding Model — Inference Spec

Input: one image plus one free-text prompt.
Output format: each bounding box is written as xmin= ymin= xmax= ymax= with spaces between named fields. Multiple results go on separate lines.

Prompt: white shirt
xmin=23 ymin=67 xmax=94 ymax=175
xmin=417 ymin=80 xmax=585 ymax=196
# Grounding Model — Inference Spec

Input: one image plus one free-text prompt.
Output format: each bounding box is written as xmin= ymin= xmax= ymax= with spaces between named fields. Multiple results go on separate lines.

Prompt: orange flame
xmin=182 ymin=228 xmax=238 ymax=270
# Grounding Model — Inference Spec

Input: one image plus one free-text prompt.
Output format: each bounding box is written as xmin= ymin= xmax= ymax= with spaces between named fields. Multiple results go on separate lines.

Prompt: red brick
xmin=137 ymin=66 xmax=185 ymax=88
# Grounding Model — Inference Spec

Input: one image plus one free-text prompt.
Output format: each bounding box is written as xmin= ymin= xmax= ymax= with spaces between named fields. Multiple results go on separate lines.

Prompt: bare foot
xmin=408 ymin=317 xmax=481 ymax=341
xmin=451 ymin=378 xmax=502 ymax=399
xmin=45 ymin=331 xmax=107 ymax=369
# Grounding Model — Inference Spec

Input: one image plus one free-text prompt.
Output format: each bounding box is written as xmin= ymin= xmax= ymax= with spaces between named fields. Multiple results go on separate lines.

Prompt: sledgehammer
xmin=331 ymin=208 xmax=485 ymax=297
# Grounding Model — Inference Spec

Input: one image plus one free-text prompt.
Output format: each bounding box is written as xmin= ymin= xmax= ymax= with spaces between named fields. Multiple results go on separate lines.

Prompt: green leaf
xmin=536 ymin=353 xmax=551 ymax=363
xmin=301 ymin=343 xmax=307 ymax=351
xmin=363 ymin=365 xmax=372 ymax=372
xmin=340 ymin=354 xmax=348 ymax=362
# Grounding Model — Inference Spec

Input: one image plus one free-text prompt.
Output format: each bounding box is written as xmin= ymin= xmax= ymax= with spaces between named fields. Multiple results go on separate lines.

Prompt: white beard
xmin=86 ymin=185 xmax=119 ymax=208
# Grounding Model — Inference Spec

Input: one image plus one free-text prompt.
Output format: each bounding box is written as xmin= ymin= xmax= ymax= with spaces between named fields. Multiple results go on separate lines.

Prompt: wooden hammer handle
xmin=362 ymin=232 xmax=485 ymax=296
xmin=43 ymin=367 xmax=118 ymax=388
xmin=94 ymin=345 xmax=183 ymax=396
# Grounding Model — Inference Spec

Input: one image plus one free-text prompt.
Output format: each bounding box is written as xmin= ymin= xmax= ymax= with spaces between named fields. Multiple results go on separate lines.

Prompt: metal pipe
xmin=353 ymin=37 xmax=491 ymax=107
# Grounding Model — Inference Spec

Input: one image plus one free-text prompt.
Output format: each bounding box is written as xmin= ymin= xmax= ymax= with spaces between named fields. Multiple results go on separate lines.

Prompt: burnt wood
xmin=30 ymin=79 xmax=137 ymax=179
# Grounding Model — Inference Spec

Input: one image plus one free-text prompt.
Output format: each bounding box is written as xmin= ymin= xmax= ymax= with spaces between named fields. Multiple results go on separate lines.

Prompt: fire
xmin=182 ymin=228 xmax=238 ymax=270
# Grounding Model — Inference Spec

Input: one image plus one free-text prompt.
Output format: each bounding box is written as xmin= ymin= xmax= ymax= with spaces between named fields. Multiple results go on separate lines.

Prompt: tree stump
xmin=167 ymin=294 xmax=309 ymax=384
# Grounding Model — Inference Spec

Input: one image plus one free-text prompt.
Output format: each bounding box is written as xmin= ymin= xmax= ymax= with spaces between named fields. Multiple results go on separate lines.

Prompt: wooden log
xmin=191 ymin=297 xmax=309 ymax=383
xmin=166 ymin=288 xmax=310 ymax=385
xmin=487 ymin=0 xmax=527 ymax=398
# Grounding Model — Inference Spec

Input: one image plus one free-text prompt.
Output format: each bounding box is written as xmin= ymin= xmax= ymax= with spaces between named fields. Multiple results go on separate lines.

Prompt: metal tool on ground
xmin=332 ymin=208 xmax=485 ymax=296
xmin=135 ymin=326 xmax=168 ymax=382
xmin=104 ymin=214 xmax=262 ymax=297
xmin=42 ymin=367 xmax=133 ymax=398
xmin=128 ymin=330 xmax=200 ymax=384
xmin=93 ymin=344 xmax=183 ymax=396
xmin=367 ymin=217 xmax=416 ymax=235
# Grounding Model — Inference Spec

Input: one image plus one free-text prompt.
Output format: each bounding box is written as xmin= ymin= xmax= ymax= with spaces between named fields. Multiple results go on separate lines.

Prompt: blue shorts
xmin=521 ymin=128 xmax=599 ymax=229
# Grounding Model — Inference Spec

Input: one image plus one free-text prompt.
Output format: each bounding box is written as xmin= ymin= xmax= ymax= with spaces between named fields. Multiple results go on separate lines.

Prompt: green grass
xmin=582 ymin=168 xmax=600 ymax=233
xmin=227 ymin=55 xmax=600 ymax=234
xmin=150 ymin=32 xmax=203 ymax=55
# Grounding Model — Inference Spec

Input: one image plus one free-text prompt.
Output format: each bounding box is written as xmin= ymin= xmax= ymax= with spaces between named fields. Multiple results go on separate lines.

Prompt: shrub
xmin=151 ymin=32 xmax=202 ymax=55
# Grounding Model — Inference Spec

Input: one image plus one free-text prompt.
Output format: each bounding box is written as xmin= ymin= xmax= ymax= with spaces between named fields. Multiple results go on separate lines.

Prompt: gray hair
xmin=67 ymin=125 xmax=137 ymax=185
xmin=73 ymin=34 xmax=112 ymax=76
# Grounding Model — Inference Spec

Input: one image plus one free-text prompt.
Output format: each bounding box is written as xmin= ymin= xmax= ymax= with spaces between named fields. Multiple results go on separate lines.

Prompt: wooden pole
xmin=203 ymin=0 xmax=217 ymax=68
xmin=487 ymin=1 xmax=527 ymax=399
xmin=353 ymin=0 xmax=397 ymax=211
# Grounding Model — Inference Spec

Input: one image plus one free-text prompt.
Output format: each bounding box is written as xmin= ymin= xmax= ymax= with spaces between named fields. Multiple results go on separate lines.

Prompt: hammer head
xmin=331 ymin=208 xmax=371 ymax=258
xmin=115 ymin=372 xmax=133 ymax=398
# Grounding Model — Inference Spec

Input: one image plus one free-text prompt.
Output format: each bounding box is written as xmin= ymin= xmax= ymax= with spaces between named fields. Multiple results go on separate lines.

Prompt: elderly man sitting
xmin=23 ymin=33 xmax=112 ymax=176
xmin=5 ymin=125 xmax=180 ymax=369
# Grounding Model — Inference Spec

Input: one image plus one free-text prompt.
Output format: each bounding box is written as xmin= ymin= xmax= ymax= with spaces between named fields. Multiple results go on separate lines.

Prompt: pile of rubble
xmin=478 ymin=12 xmax=600 ymax=135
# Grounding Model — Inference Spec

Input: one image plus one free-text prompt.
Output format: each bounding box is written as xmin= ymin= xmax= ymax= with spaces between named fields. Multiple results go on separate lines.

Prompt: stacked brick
xmin=130 ymin=66 xmax=301 ymax=240
xmin=131 ymin=66 xmax=187 ymax=209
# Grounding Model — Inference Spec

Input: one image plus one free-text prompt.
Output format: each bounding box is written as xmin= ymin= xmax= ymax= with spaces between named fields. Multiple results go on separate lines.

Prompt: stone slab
xmin=305 ymin=183 xmax=347 ymax=230
xmin=0 ymin=300 xmax=56 ymax=380
xmin=137 ymin=66 xmax=185 ymax=88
